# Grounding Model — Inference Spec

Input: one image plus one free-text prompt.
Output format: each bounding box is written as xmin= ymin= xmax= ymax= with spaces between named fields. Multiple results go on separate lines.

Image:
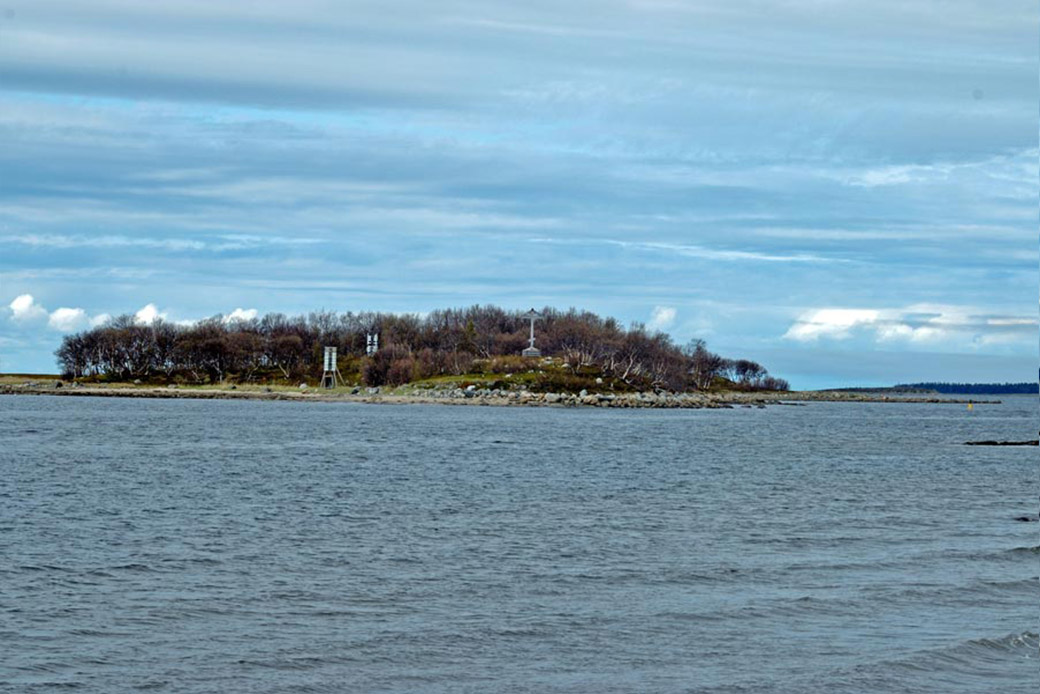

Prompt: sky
xmin=0 ymin=0 xmax=1036 ymax=388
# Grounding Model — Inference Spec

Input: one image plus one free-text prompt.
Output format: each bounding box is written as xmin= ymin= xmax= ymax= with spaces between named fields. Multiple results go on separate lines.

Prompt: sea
xmin=1 ymin=393 xmax=1036 ymax=693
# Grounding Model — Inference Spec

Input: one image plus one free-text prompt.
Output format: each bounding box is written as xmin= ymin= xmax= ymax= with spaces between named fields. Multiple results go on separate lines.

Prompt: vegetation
xmin=893 ymin=382 xmax=1037 ymax=395
xmin=54 ymin=306 xmax=788 ymax=393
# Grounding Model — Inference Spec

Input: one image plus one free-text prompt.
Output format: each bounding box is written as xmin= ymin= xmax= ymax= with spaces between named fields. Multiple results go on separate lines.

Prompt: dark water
xmin=1 ymin=394 xmax=1036 ymax=693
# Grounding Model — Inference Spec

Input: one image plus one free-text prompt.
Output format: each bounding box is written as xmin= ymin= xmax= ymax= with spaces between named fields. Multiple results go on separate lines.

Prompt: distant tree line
xmin=895 ymin=382 xmax=1038 ymax=395
xmin=55 ymin=305 xmax=788 ymax=392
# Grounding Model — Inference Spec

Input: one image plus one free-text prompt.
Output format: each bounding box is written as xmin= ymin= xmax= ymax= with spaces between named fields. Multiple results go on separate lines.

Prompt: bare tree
xmin=54 ymin=304 xmax=787 ymax=391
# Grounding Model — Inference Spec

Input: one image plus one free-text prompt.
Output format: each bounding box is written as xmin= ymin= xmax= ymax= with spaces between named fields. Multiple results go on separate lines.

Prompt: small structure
xmin=521 ymin=309 xmax=543 ymax=357
xmin=320 ymin=346 xmax=342 ymax=389
xmin=366 ymin=333 xmax=379 ymax=355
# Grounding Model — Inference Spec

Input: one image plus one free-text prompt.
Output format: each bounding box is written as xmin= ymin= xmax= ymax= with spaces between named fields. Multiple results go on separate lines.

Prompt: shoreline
xmin=0 ymin=382 xmax=1001 ymax=409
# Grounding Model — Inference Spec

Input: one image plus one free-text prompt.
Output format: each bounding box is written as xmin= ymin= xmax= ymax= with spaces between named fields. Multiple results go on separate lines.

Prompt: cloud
xmin=529 ymin=238 xmax=836 ymax=263
xmin=223 ymin=307 xmax=258 ymax=323
xmin=606 ymin=240 xmax=836 ymax=264
xmin=3 ymin=233 xmax=321 ymax=252
xmin=840 ymin=149 xmax=1039 ymax=194
xmin=0 ymin=1 xmax=1033 ymax=382
xmin=783 ymin=304 xmax=1037 ymax=348
xmin=47 ymin=307 xmax=90 ymax=332
xmin=648 ymin=305 xmax=677 ymax=331
xmin=134 ymin=303 xmax=168 ymax=325
xmin=783 ymin=309 xmax=881 ymax=341
xmin=8 ymin=294 xmax=48 ymax=321
xmin=8 ymin=297 xmax=255 ymax=334
xmin=7 ymin=293 xmax=112 ymax=332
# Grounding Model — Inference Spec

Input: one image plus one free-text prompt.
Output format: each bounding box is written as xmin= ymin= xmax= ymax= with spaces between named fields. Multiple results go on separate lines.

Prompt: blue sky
xmin=0 ymin=1 xmax=1036 ymax=387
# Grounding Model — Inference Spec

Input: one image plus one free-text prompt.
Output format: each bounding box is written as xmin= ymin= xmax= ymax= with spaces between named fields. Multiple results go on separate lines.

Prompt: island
xmin=0 ymin=305 xmax=1000 ymax=409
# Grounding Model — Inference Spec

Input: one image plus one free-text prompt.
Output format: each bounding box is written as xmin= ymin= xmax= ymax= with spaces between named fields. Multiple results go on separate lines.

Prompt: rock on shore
xmin=0 ymin=381 xmax=1000 ymax=409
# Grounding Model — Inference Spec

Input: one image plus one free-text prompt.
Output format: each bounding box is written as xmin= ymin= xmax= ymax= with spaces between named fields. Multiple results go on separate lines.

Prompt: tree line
xmin=55 ymin=305 xmax=789 ymax=392
xmin=895 ymin=382 xmax=1037 ymax=395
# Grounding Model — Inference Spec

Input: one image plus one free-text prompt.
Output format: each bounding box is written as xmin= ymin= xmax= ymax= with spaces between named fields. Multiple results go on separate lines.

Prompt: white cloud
xmin=610 ymin=239 xmax=836 ymax=263
xmin=845 ymin=164 xmax=941 ymax=188
xmin=134 ymin=303 xmax=168 ymax=325
xmin=12 ymin=298 xmax=289 ymax=333
xmin=648 ymin=305 xmax=677 ymax=331
xmin=47 ymin=307 xmax=90 ymax=332
xmin=8 ymin=293 xmax=112 ymax=332
xmin=841 ymin=149 xmax=1039 ymax=193
xmin=8 ymin=294 xmax=48 ymax=321
xmin=528 ymin=237 xmax=836 ymax=263
xmin=223 ymin=307 xmax=258 ymax=323
xmin=3 ymin=233 xmax=322 ymax=252
xmin=784 ymin=304 xmax=1037 ymax=348
xmin=783 ymin=308 xmax=880 ymax=341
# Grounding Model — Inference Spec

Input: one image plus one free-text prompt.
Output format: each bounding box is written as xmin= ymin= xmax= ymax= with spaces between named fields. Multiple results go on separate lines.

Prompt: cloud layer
xmin=0 ymin=1 xmax=1035 ymax=385
xmin=784 ymin=304 xmax=1037 ymax=349
xmin=648 ymin=306 xmax=677 ymax=332
xmin=4 ymin=294 xmax=257 ymax=333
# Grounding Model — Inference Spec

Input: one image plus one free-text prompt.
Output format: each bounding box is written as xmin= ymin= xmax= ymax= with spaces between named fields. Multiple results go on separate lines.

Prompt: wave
xmin=108 ymin=563 xmax=157 ymax=572
xmin=882 ymin=631 xmax=1038 ymax=674
xmin=799 ymin=632 xmax=1038 ymax=693
xmin=1007 ymin=545 xmax=1040 ymax=556
xmin=656 ymin=574 xmax=1037 ymax=626
xmin=872 ymin=577 xmax=1039 ymax=604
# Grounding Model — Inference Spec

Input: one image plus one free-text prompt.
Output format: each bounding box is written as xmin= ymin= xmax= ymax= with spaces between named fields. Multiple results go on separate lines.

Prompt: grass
xmin=400 ymin=358 xmax=635 ymax=394
xmin=3 ymin=357 xmax=643 ymax=395
xmin=0 ymin=373 xmax=62 ymax=384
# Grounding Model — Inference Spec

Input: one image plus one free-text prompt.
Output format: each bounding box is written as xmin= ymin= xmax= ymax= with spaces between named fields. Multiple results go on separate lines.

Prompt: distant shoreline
xmin=0 ymin=381 xmax=1001 ymax=409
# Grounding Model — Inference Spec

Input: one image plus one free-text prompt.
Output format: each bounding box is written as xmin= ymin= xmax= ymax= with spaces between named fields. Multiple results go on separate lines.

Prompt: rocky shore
xmin=0 ymin=380 xmax=999 ymax=409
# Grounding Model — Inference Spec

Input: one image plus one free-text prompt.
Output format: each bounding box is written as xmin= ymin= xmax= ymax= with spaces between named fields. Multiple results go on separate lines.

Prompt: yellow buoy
xmin=967 ymin=403 xmax=974 ymax=411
